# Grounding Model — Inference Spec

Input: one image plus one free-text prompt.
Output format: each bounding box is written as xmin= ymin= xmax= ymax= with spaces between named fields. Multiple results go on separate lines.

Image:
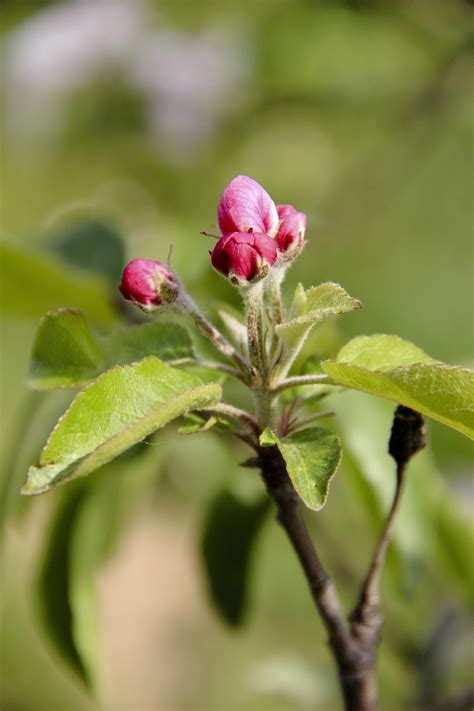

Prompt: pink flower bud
xmin=275 ymin=204 xmax=307 ymax=259
xmin=211 ymin=231 xmax=277 ymax=283
xmin=217 ymin=175 xmax=279 ymax=238
xmin=119 ymin=259 xmax=179 ymax=310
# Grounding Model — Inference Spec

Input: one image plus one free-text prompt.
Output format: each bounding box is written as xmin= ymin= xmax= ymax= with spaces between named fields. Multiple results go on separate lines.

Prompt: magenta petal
xmin=119 ymin=259 xmax=177 ymax=307
xmin=217 ymin=175 xmax=279 ymax=237
xmin=275 ymin=204 xmax=307 ymax=253
xmin=231 ymin=243 xmax=259 ymax=280
xmin=276 ymin=204 xmax=298 ymax=220
xmin=211 ymin=231 xmax=277 ymax=281
xmin=252 ymin=232 xmax=278 ymax=264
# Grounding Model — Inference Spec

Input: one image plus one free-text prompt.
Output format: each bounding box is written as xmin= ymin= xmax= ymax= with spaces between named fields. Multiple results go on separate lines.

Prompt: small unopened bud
xmin=388 ymin=405 xmax=427 ymax=467
xmin=275 ymin=204 xmax=307 ymax=262
xmin=119 ymin=259 xmax=179 ymax=311
xmin=210 ymin=231 xmax=277 ymax=285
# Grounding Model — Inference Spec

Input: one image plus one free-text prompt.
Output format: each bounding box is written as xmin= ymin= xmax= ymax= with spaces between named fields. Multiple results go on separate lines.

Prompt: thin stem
xmin=245 ymin=283 xmax=266 ymax=379
xmin=269 ymin=269 xmax=285 ymax=324
xmin=276 ymin=329 xmax=311 ymax=381
xmin=233 ymin=431 xmax=260 ymax=451
xmin=179 ymin=293 xmax=254 ymax=380
xmin=351 ymin=462 xmax=409 ymax=625
xmin=252 ymin=388 xmax=274 ymax=430
xmin=168 ymin=357 xmax=245 ymax=383
xmin=271 ymin=374 xmax=331 ymax=393
xmin=199 ymin=402 xmax=260 ymax=436
xmin=286 ymin=411 xmax=335 ymax=434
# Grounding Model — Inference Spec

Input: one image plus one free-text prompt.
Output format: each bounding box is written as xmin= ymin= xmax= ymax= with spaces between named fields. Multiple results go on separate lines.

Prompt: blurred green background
xmin=1 ymin=0 xmax=473 ymax=709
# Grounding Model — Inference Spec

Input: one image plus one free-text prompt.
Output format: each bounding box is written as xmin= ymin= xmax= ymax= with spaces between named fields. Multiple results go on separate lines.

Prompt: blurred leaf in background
xmin=1 ymin=0 xmax=473 ymax=709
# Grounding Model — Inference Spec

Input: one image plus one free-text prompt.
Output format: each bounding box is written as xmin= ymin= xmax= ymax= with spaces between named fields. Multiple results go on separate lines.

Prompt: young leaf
xmin=22 ymin=357 xmax=221 ymax=495
xmin=260 ymin=427 xmax=342 ymax=511
xmin=178 ymin=413 xmax=219 ymax=434
xmin=217 ymin=306 xmax=248 ymax=353
xmin=322 ymin=335 xmax=474 ymax=439
xmin=201 ymin=489 xmax=270 ymax=625
xmin=276 ymin=282 xmax=362 ymax=347
xmin=28 ymin=309 xmax=194 ymax=389
xmin=0 ymin=242 xmax=117 ymax=326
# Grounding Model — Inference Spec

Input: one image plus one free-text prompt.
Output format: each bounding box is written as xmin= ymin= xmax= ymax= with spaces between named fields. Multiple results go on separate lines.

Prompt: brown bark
xmin=255 ymin=405 xmax=426 ymax=711
xmin=258 ymin=444 xmax=379 ymax=711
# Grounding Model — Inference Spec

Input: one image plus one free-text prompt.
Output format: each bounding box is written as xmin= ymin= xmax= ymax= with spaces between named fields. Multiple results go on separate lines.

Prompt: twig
xmin=245 ymin=282 xmax=266 ymax=379
xmin=272 ymin=374 xmax=331 ymax=393
xmin=351 ymin=406 xmax=427 ymax=634
xmin=261 ymin=405 xmax=427 ymax=711
xmin=259 ymin=445 xmax=352 ymax=646
xmin=199 ymin=402 xmax=260 ymax=436
xmin=179 ymin=292 xmax=254 ymax=380
xmin=168 ymin=357 xmax=245 ymax=382
xmin=350 ymin=461 xmax=408 ymax=630
xmin=286 ymin=411 xmax=335 ymax=434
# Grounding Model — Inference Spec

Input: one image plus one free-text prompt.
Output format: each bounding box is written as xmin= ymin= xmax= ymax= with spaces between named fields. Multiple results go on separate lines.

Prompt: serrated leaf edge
xmin=263 ymin=427 xmax=343 ymax=511
xmin=22 ymin=357 xmax=222 ymax=494
xmin=321 ymin=359 xmax=474 ymax=439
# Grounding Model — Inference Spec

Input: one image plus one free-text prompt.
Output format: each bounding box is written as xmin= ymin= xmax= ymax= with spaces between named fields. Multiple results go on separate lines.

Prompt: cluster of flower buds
xmin=211 ymin=175 xmax=307 ymax=283
xmin=119 ymin=175 xmax=308 ymax=309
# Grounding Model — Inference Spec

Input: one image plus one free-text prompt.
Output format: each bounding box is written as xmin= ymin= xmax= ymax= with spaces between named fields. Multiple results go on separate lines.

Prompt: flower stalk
xmin=245 ymin=282 xmax=266 ymax=380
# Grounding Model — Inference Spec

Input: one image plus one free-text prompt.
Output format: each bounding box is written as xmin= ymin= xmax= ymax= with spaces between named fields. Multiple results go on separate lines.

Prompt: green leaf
xmin=0 ymin=242 xmax=117 ymax=327
xmin=276 ymin=282 xmax=362 ymax=347
xmin=22 ymin=357 xmax=221 ymax=495
xmin=260 ymin=427 xmax=342 ymax=511
xmin=259 ymin=428 xmax=277 ymax=447
xmin=68 ymin=476 xmax=120 ymax=684
xmin=103 ymin=320 xmax=194 ymax=366
xmin=28 ymin=309 xmax=194 ymax=389
xmin=329 ymin=333 xmax=432 ymax=370
xmin=178 ymin=413 xmax=219 ymax=434
xmin=36 ymin=484 xmax=89 ymax=683
xmin=29 ymin=310 xmax=104 ymax=389
xmin=47 ymin=219 xmax=126 ymax=284
xmin=201 ymin=489 xmax=270 ymax=625
xmin=322 ymin=335 xmax=474 ymax=439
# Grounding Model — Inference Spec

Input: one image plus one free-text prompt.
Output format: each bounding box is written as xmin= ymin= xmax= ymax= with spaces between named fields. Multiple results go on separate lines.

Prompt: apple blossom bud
xmin=217 ymin=175 xmax=279 ymax=238
xmin=275 ymin=204 xmax=307 ymax=260
xmin=211 ymin=231 xmax=277 ymax=284
xmin=119 ymin=259 xmax=179 ymax=310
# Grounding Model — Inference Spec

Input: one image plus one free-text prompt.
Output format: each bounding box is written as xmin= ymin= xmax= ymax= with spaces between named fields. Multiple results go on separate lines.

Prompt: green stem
xmin=277 ymin=328 xmax=313 ymax=380
xmin=168 ymin=358 xmax=245 ymax=382
xmin=200 ymin=402 xmax=260 ymax=435
xmin=269 ymin=269 xmax=285 ymax=325
xmin=286 ymin=411 xmax=335 ymax=434
xmin=272 ymin=374 xmax=332 ymax=393
xmin=178 ymin=293 xmax=254 ymax=381
xmin=253 ymin=388 xmax=274 ymax=430
xmin=245 ymin=282 xmax=266 ymax=380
